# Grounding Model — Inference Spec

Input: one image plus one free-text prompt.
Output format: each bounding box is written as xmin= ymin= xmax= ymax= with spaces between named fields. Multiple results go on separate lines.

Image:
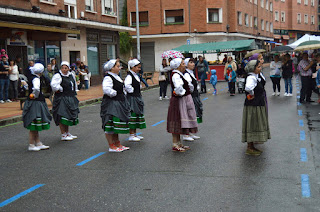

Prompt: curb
xmin=0 ymin=84 xmax=159 ymax=127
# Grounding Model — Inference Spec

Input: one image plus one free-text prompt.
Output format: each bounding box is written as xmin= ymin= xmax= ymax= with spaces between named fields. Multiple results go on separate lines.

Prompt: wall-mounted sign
xmin=8 ymin=30 xmax=27 ymax=46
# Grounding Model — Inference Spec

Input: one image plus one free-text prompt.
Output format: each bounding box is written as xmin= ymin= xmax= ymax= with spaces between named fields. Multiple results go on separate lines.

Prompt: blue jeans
xmin=198 ymin=72 xmax=207 ymax=86
xmin=284 ymin=78 xmax=292 ymax=94
xmin=0 ymin=78 xmax=9 ymax=100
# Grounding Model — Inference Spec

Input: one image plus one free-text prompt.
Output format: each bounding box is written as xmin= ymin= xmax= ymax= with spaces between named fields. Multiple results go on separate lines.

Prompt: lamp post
xmin=135 ymin=0 xmax=141 ymax=60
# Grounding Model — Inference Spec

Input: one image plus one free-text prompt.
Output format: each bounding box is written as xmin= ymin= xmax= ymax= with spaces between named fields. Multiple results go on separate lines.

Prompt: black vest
xmin=186 ymin=70 xmax=199 ymax=97
xmin=127 ymin=71 xmax=141 ymax=97
xmin=244 ymin=76 xmax=265 ymax=106
xmin=170 ymin=71 xmax=191 ymax=97
xmin=55 ymin=73 xmax=77 ymax=97
xmin=103 ymin=73 xmax=125 ymax=101
xmin=27 ymin=75 xmax=45 ymax=101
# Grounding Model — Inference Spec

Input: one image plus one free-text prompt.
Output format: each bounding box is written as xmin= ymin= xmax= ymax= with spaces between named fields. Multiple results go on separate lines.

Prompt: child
xmin=225 ymin=65 xmax=237 ymax=96
xmin=22 ymin=63 xmax=51 ymax=151
xmin=209 ymin=69 xmax=217 ymax=95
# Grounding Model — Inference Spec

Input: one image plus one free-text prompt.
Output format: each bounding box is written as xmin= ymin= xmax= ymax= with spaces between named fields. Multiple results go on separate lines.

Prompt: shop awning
xmin=0 ymin=21 xmax=80 ymax=34
xmin=274 ymin=35 xmax=281 ymax=39
xmin=282 ymin=35 xmax=290 ymax=40
xmin=173 ymin=39 xmax=257 ymax=54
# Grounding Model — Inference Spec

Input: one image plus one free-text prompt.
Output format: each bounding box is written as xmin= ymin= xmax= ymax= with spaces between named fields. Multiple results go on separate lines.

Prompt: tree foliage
xmin=119 ymin=0 xmax=132 ymax=54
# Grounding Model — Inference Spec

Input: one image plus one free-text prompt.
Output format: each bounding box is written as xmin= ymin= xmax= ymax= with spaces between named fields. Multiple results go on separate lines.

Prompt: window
xmin=281 ymin=0 xmax=285 ymax=2
xmin=281 ymin=11 xmax=285 ymax=22
xmin=266 ymin=21 xmax=269 ymax=31
xmin=275 ymin=11 xmax=279 ymax=21
xmin=297 ymin=0 xmax=301 ymax=3
xmin=237 ymin=11 xmax=242 ymax=25
xmin=266 ymin=0 xmax=269 ymax=10
xmin=131 ymin=11 xmax=149 ymax=26
xmin=245 ymin=14 xmax=249 ymax=26
xmin=165 ymin=9 xmax=184 ymax=24
xmin=102 ymin=0 xmax=115 ymax=15
xmin=261 ymin=19 xmax=264 ymax=30
xmin=297 ymin=13 xmax=301 ymax=23
xmin=254 ymin=0 xmax=257 ymax=4
xmin=254 ymin=17 xmax=258 ymax=28
xmin=250 ymin=15 xmax=253 ymax=27
xmin=85 ymin=0 xmax=94 ymax=11
xmin=65 ymin=4 xmax=77 ymax=19
xmin=270 ymin=22 xmax=273 ymax=32
xmin=304 ymin=0 xmax=308 ymax=5
xmin=311 ymin=0 xmax=314 ymax=6
xmin=311 ymin=15 xmax=315 ymax=24
xmin=261 ymin=0 xmax=264 ymax=8
xmin=304 ymin=14 xmax=308 ymax=24
xmin=207 ymin=8 xmax=222 ymax=23
xmin=270 ymin=2 xmax=273 ymax=11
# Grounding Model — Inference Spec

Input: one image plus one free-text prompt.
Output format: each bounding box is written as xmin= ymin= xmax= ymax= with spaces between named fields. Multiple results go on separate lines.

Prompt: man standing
xmin=0 ymin=56 xmax=11 ymax=103
xmin=195 ymin=56 xmax=209 ymax=93
xmin=298 ymin=53 xmax=314 ymax=103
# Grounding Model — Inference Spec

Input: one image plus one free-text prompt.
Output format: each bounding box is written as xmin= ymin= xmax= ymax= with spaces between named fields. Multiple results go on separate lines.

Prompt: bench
xmin=142 ymin=72 xmax=154 ymax=84
xmin=18 ymin=92 xmax=53 ymax=110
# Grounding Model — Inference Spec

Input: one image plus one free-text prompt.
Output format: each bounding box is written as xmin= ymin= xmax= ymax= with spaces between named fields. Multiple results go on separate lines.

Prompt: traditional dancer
xmin=242 ymin=60 xmax=271 ymax=156
xmin=125 ymin=59 xmax=146 ymax=142
xmin=167 ymin=58 xmax=198 ymax=152
xmin=51 ymin=61 xmax=79 ymax=141
xmin=183 ymin=58 xmax=202 ymax=141
xmin=100 ymin=59 xmax=131 ymax=152
xmin=23 ymin=63 xmax=51 ymax=151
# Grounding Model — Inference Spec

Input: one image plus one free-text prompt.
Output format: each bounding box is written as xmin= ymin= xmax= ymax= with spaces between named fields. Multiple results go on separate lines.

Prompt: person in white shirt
xmin=125 ymin=59 xmax=146 ymax=142
xmin=167 ymin=58 xmax=198 ymax=152
xmin=100 ymin=59 xmax=131 ymax=152
xmin=8 ymin=59 xmax=19 ymax=101
xmin=269 ymin=55 xmax=282 ymax=96
xmin=22 ymin=63 xmax=51 ymax=151
xmin=158 ymin=59 xmax=171 ymax=100
xmin=51 ymin=61 xmax=79 ymax=141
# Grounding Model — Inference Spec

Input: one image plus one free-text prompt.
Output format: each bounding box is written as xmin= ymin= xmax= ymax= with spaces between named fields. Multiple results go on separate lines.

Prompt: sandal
xmin=245 ymin=148 xmax=261 ymax=156
xmin=179 ymin=145 xmax=190 ymax=150
xmin=115 ymin=141 xmax=130 ymax=151
xmin=172 ymin=146 xmax=186 ymax=152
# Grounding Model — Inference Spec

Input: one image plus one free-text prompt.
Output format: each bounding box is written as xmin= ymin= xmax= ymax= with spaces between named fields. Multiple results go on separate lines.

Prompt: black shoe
xmin=300 ymin=99 xmax=305 ymax=103
xmin=306 ymin=99 xmax=315 ymax=102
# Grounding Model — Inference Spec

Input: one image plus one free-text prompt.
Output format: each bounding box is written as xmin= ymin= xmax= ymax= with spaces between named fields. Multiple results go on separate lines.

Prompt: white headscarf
xmin=128 ymin=59 xmax=140 ymax=68
xmin=104 ymin=59 xmax=117 ymax=71
xmin=60 ymin=61 xmax=70 ymax=69
xmin=30 ymin=63 xmax=44 ymax=75
xmin=184 ymin=58 xmax=191 ymax=67
xmin=170 ymin=58 xmax=183 ymax=70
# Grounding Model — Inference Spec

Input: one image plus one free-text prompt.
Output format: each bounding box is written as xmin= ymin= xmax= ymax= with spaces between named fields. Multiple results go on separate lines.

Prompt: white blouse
xmin=172 ymin=70 xmax=193 ymax=96
xmin=102 ymin=72 xmax=124 ymax=97
xmin=31 ymin=75 xmax=41 ymax=98
xmin=270 ymin=61 xmax=282 ymax=76
xmin=124 ymin=70 xmax=141 ymax=93
xmin=183 ymin=70 xmax=194 ymax=93
xmin=51 ymin=71 xmax=76 ymax=93
xmin=9 ymin=65 xmax=19 ymax=81
xmin=159 ymin=65 xmax=171 ymax=73
xmin=245 ymin=73 xmax=261 ymax=95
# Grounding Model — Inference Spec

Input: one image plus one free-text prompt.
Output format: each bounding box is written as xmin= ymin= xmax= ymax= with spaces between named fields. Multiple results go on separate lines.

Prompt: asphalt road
xmin=1 ymin=68 xmax=320 ymax=212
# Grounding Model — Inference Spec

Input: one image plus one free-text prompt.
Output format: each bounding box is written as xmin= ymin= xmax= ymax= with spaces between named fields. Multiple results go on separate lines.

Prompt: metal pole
xmin=188 ymin=0 xmax=191 ymax=35
xmin=136 ymin=0 xmax=141 ymax=60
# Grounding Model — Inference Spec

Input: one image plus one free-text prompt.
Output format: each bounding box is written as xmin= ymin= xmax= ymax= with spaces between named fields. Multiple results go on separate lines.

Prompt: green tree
xmin=119 ymin=0 xmax=132 ymax=54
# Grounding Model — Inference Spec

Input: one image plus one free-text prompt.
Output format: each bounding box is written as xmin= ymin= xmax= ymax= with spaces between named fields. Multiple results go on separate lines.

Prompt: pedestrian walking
xmin=51 ymin=61 xmax=79 ymax=141
xmin=183 ymin=58 xmax=202 ymax=141
xmin=269 ymin=55 xmax=282 ymax=96
xmin=195 ymin=56 xmax=209 ymax=93
xmin=158 ymin=58 xmax=170 ymax=100
xmin=298 ymin=53 xmax=314 ymax=103
xmin=167 ymin=58 xmax=198 ymax=152
xmin=209 ymin=69 xmax=218 ymax=95
xmin=8 ymin=59 xmax=19 ymax=101
xmin=282 ymin=54 xmax=293 ymax=96
xmin=225 ymin=65 xmax=237 ymax=96
xmin=125 ymin=59 xmax=146 ymax=142
xmin=100 ymin=59 xmax=131 ymax=152
xmin=22 ymin=63 xmax=51 ymax=151
xmin=242 ymin=60 xmax=271 ymax=156
xmin=0 ymin=56 xmax=11 ymax=103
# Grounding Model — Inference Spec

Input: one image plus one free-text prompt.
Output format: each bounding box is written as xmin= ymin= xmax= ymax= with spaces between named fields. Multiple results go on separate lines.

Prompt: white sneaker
xmin=61 ymin=134 xmax=74 ymax=141
xmin=5 ymin=99 xmax=12 ymax=102
xmin=288 ymin=93 xmax=293 ymax=96
xmin=36 ymin=142 xmax=50 ymax=150
xmin=284 ymin=92 xmax=288 ymax=96
xmin=0 ymin=100 xmax=4 ymax=103
xmin=182 ymin=135 xmax=195 ymax=141
xmin=67 ymin=133 xmax=77 ymax=139
xmin=164 ymin=96 xmax=170 ymax=99
xmin=135 ymin=135 xmax=144 ymax=140
xmin=109 ymin=147 xmax=124 ymax=152
xmin=190 ymin=133 xmax=200 ymax=140
xmin=272 ymin=92 xmax=276 ymax=96
xmin=128 ymin=136 xmax=140 ymax=142
xmin=276 ymin=92 xmax=280 ymax=96
xmin=28 ymin=144 xmax=41 ymax=151
xmin=159 ymin=97 xmax=163 ymax=101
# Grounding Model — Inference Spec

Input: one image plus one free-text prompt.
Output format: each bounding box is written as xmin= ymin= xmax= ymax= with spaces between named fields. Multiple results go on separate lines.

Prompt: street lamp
xmin=135 ymin=0 xmax=141 ymax=60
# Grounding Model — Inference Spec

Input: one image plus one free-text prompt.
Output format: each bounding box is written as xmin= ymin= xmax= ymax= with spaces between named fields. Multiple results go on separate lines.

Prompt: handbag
xmin=159 ymin=74 xmax=166 ymax=81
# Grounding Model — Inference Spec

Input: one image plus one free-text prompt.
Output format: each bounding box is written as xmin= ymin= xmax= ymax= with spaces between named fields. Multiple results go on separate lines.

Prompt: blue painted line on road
xmin=297 ymin=102 xmax=301 ymax=106
xmin=300 ymin=148 xmax=308 ymax=162
xmin=220 ymin=89 xmax=224 ymax=91
xmin=299 ymin=120 xmax=304 ymax=127
xmin=125 ymin=132 xmax=141 ymax=141
xmin=297 ymin=91 xmax=300 ymax=94
xmin=0 ymin=184 xmax=45 ymax=208
xmin=76 ymin=152 xmax=106 ymax=166
xmin=152 ymin=120 xmax=165 ymax=127
xmin=300 ymin=130 xmax=305 ymax=141
xmin=298 ymin=110 xmax=302 ymax=116
xmin=301 ymin=174 xmax=311 ymax=198
xmin=297 ymin=87 xmax=300 ymax=90
xmin=202 ymin=97 xmax=208 ymax=101
xmin=297 ymin=95 xmax=300 ymax=99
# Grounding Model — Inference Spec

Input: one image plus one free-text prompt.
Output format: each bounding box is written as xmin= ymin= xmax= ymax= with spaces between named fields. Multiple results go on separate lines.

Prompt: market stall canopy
xmin=287 ymin=34 xmax=320 ymax=49
xmin=173 ymin=39 xmax=257 ymax=54
xmin=294 ymin=40 xmax=320 ymax=51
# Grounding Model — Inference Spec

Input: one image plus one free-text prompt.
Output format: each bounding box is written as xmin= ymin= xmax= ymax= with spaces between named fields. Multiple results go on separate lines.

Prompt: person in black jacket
xmin=282 ymin=54 xmax=293 ymax=96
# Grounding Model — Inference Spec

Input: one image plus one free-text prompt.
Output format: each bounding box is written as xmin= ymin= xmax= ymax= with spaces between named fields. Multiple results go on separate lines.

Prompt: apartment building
xmin=273 ymin=0 xmax=318 ymax=45
xmin=0 ymin=0 xmax=134 ymax=83
xmin=127 ymin=0 xmax=274 ymax=71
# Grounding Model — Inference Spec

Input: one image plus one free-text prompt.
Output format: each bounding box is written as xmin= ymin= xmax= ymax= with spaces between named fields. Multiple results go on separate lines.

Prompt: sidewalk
xmin=0 ymin=72 xmax=160 ymax=126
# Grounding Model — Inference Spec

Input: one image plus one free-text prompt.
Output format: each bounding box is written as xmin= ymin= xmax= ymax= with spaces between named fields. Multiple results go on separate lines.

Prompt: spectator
xmin=158 ymin=58 xmax=170 ymax=100
xmin=24 ymin=60 xmax=34 ymax=79
xmin=282 ymin=54 xmax=293 ymax=96
xmin=0 ymin=49 xmax=8 ymax=59
xmin=224 ymin=56 xmax=237 ymax=76
xmin=195 ymin=56 xmax=209 ymax=93
xmin=315 ymin=54 xmax=320 ymax=104
xmin=51 ymin=58 xmax=59 ymax=74
xmin=79 ymin=62 xmax=90 ymax=90
xmin=15 ymin=55 xmax=23 ymax=73
xmin=222 ymin=54 xmax=228 ymax=64
xmin=298 ymin=53 xmax=314 ymax=103
xmin=0 ymin=56 xmax=11 ymax=103
xmin=8 ymin=59 xmax=19 ymax=101
xmin=269 ymin=55 xmax=282 ymax=96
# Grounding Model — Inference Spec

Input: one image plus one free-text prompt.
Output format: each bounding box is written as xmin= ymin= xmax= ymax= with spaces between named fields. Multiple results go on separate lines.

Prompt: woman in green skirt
xmin=101 ymin=59 xmax=131 ymax=152
xmin=23 ymin=63 xmax=52 ymax=151
xmin=124 ymin=59 xmax=146 ymax=142
xmin=51 ymin=61 xmax=79 ymax=141
xmin=242 ymin=60 xmax=271 ymax=156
